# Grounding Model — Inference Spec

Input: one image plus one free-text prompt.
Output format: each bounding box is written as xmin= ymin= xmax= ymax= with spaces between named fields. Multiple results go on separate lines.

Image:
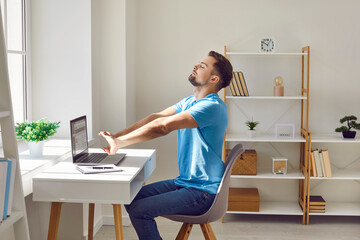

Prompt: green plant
xmin=335 ymin=115 xmax=360 ymax=133
xmin=245 ymin=118 xmax=259 ymax=130
xmin=15 ymin=118 xmax=61 ymax=143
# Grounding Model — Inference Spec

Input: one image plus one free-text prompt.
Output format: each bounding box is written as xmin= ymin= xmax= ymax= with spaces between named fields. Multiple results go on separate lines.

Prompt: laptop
xmin=70 ymin=115 xmax=126 ymax=166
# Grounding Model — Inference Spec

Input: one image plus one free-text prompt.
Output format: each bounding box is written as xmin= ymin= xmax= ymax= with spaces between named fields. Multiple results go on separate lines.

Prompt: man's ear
xmin=210 ymin=75 xmax=220 ymax=84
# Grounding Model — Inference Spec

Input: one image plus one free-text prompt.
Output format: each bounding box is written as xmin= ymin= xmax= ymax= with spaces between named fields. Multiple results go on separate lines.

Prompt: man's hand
xmin=99 ymin=131 xmax=121 ymax=155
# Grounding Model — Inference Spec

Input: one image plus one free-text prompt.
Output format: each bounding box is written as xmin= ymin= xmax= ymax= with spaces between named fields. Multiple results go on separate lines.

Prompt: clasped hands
xmin=99 ymin=131 xmax=122 ymax=155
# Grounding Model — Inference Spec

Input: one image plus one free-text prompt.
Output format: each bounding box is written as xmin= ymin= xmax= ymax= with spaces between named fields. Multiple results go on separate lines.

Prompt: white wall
xmin=91 ymin=0 xmax=127 ymax=138
xmin=133 ymin=0 xmax=360 ymax=183
xmin=31 ymin=0 xmax=92 ymax=138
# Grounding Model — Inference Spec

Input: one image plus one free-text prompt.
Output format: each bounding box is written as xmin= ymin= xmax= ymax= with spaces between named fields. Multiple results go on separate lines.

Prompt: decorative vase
xmin=28 ymin=141 xmax=44 ymax=158
xmin=247 ymin=130 xmax=256 ymax=138
xmin=342 ymin=131 xmax=356 ymax=139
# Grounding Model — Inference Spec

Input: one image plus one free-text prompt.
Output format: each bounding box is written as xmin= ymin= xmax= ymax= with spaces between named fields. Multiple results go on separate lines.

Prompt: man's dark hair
xmin=208 ymin=51 xmax=233 ymax=91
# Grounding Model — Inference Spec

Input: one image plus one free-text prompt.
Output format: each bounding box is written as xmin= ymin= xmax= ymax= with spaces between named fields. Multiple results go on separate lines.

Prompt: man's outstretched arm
xmin=100 ymin=111 xmax=198 ymax=155
xmin=111 ymin=106 xmax=178 ymax=138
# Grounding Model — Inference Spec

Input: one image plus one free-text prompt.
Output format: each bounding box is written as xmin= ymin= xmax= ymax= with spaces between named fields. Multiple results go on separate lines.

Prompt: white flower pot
xmin=28 ymin=141 xmax=44 ymax=158
xmin=247 ymin=130 xmax=256 ymax=138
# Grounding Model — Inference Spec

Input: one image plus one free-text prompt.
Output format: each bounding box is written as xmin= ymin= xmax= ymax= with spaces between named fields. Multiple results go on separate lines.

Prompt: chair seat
xmin=163 ymin=213 xmax=210 ymax=224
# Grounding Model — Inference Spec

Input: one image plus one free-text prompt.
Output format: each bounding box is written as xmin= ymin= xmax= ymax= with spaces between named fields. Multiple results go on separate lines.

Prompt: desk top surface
xmin=33 ymin=148 xmax=156 ymax=183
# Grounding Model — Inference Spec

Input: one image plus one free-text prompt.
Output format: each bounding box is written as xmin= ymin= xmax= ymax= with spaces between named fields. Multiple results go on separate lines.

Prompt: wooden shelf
xmin=226 ymin=96 xmax=307 ymax=100
xmin=310 ymin=169 xmax=360 ymax=180
xmin=225 ymin=133 xmax=306 ymax=143
xmin=227 ymin=201 xmax=303 ymax=215
xmin=223 ymin=45 xmax=310 ymax=224
xmin=0 ymin=110 xmax=10 ymax=119
xmin=311 ymin=133 xmax=360 ymax=143
xmin=0 ymin=211 xmax=24 ymax=232
xmin=309 ymin=202 xmax=360 ymax=216
xmin=231 ymin=169 xmax=304 ymax=180
xmin=226 ymin=52 xmax=307 ymax=56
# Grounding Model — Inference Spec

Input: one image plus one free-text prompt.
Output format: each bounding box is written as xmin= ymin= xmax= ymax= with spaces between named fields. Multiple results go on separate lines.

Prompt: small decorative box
xmin=272 ymin=157 xmax=288 ymax=174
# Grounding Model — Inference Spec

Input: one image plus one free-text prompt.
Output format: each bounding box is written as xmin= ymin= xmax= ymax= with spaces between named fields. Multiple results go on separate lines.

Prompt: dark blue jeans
xmin=124 ymin=179 xmax=216 ymax=240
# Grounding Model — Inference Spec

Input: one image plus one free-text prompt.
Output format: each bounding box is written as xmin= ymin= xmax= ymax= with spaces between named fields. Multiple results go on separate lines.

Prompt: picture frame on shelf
xmin=275 ymin=123 xmax=295 ymax=138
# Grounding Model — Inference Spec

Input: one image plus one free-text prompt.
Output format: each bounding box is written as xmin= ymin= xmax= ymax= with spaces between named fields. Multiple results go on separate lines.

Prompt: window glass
xmin=6 ymin=0 xmax=23 ymax=51
xmin=7 ymin=53 xmax=24 ymax=123
xmin=0 ymin=0 xmax=4 ymax=27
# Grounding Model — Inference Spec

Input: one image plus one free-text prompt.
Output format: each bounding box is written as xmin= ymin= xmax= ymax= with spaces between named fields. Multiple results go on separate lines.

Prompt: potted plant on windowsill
xmin=245 ymin=118 xmax=259 ymax=138
xmin=335 ymin=115 xmax=360 ymax=139
xmin=15 ymin=118 xmax=60 ymax=157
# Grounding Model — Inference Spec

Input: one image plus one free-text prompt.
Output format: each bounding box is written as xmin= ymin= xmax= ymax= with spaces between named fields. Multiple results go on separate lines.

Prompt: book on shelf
xmin=238 ymin=71 xmax=249 ymax=96
xmin=310 ymin=151 xmax=317 ymax=177
xmin=309 ymin=195 xmax=326 ymax=206
xmin=311 ymin=149 xmax=332 ymax=178
xmin=230 ymin=72 xmax=249 ymax=96
xmin=313 ymin=150 xmax=323 ymax=177
xmin=0 ymin=160 xmax=8 ymax=222
xmin=233 ymin=72 xmax=245 ymax=96
xmin=321 ymin=149 xmax=332 ymax=177
xmin=310 ymin=209 xmax=325 ymax=213
xmin=319 ymin=151 xmax=326 ymax=177
xmin=231 ymin=72 xmax=241 ymax=96
xmin=0 ymin=159 xmax=15 ymax=221
xmin=309 ymin=205 xmax=325 ymax=210
xmin=229 ymin=77 xmax=237 ymax=96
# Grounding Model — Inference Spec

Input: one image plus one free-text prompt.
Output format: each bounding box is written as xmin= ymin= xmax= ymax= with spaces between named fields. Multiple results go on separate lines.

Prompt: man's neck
xmin=193 ymin=87 xmax=217 ymax=101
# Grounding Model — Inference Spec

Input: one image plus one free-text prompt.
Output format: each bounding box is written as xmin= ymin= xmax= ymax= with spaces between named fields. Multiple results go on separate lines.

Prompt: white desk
xmin=32 ymin=148 xmax=156 ymax=240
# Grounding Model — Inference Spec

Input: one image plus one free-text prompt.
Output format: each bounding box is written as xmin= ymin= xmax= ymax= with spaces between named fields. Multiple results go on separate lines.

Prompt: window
xmin=0 ymin=0 xmax=30 ymax=124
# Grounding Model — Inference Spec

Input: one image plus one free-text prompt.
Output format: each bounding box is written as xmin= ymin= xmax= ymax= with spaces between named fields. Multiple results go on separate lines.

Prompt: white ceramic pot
xmin=247 ymin=130 xmax=256 ymax=138
xmin=28 ymin=141 xmax=44 ymax=158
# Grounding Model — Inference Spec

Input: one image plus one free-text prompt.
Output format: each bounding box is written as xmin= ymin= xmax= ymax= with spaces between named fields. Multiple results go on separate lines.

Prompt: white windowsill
xmin=19 ymin=139 xmax=72 ymax=197
xmin=0 ymin=138 xmax=98 ymax=197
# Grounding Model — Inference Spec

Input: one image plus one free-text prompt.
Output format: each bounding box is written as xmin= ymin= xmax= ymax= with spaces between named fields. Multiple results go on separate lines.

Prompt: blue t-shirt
xmin=172 ymin=93 xmax=228 ymax=194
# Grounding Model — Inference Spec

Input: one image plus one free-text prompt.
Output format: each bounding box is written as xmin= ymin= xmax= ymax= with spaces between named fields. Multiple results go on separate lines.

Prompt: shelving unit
xmin=306 ymin=133 xmax=360 ymax=223
xmin=0 ymin=7 xmax=30 ymax=239
xmin=223 ymin=46 xmax=310 ymax=224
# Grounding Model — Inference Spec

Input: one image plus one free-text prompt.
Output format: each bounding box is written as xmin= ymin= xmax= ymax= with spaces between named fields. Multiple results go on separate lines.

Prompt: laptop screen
xmin=70 ymin=116 xmax=88 ymax=159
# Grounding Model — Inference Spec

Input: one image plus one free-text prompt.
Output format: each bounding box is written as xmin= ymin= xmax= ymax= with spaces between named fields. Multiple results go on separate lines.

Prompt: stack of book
xmin=229 ymin=71 xmax=249 ymax=96
xmin=0 ymin=158 xmax=16 ymax=222
xmin=309 ymin=195 xmax=326 ymax=213
xmin=310 ymin=149 xmax=332 ymax=177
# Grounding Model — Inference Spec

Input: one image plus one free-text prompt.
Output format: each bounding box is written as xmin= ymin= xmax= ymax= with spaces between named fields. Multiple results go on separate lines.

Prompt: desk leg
xmin=113 ymin=204 xmax=124 ymax=240
xmin=88 ymin=203 xmax=95 ymax=240
xmin=47 ymin=202 xmax=62 ymax=240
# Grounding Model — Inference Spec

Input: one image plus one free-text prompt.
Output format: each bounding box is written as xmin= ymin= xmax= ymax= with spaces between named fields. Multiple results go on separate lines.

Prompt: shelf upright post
xmin=222 ymin=45 xmax=228 ymax=224
xmin=299 ymin=46 xmax=310 ymax=224
xmin=223 ymin=45 xmax=228 ymax=164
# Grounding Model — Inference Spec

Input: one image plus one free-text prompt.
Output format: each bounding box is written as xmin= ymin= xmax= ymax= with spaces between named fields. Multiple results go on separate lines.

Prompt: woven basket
xmin=226 ymin=149 xmax=257 ymax=175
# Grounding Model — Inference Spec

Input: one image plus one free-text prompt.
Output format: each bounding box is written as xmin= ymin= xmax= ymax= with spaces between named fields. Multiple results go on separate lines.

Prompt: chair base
xmin=176 ymin=223 xmax=216 ymax=240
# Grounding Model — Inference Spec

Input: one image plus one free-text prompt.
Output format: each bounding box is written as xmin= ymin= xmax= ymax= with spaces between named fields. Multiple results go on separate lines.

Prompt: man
xmin=100 ymin=51 xmax=233 ymax=239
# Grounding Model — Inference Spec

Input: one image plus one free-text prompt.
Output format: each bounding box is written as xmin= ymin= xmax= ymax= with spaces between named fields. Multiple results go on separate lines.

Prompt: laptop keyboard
xmin=78 ymin=153 xmax=107 ymax=163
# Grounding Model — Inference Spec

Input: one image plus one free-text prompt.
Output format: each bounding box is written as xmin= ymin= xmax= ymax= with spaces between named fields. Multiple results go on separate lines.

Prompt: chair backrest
xmin=163 ymin=144 xmax=244 ymax=224
xmin=203 ymin=144 xmax=243 ymax=223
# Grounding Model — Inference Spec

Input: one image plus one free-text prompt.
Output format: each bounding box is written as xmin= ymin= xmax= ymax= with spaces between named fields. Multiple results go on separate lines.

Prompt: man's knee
xmin=126 ymin=200 xmax=155 ymax=220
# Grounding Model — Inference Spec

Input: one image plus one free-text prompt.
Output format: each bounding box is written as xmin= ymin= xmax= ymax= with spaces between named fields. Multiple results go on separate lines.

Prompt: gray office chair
xmin=163 ymin=144 xmax=244 ymax=240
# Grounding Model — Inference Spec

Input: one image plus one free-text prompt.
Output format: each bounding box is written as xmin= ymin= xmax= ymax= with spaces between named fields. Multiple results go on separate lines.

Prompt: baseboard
xmin=94 ymin=217 xmax=104 ymax=235
xmin=86 ymin=214 xmax=130 ymax=239
xmin=102 ymin=215 xmax=131 ymax=227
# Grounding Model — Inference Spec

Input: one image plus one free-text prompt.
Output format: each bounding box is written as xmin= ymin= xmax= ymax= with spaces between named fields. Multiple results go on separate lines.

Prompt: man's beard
xmin=188 ymin=75 xmax=202 ymax=87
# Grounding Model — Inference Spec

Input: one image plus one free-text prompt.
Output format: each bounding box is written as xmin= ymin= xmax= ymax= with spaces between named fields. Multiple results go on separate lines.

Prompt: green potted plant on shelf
xmin=15 ymin=118 xmax=60 ymax=157
xmin=335 ymin=115 xmax=360 ymax=139
xmin=245 ymin=118 xmax=259 ymax=138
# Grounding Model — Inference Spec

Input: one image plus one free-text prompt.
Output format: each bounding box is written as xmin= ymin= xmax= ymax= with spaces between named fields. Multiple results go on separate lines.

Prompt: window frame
xmin=1 ymin=0 xmax=31 ymax=123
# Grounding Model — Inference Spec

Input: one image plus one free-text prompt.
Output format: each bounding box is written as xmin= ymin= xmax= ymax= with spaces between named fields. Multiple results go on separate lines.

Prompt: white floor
xmin=94 ymin=214 xmax=360 ymax=240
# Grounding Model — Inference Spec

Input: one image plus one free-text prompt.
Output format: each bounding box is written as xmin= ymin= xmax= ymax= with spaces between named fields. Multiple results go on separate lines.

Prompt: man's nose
xmin=193 ymin=64 xmax=199 ymax=70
